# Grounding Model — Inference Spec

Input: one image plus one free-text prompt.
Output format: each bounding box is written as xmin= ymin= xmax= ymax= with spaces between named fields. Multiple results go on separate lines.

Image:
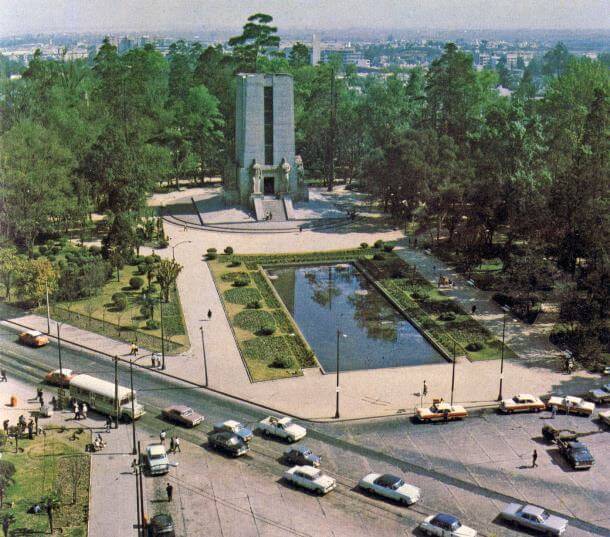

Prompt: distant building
xmin=311 ymin=34 xmax=320 ymax=66
xmin=321 ymin=48 xmax=363 ymax=66
xmin=118 ymin=37 xmax=134 ymax=54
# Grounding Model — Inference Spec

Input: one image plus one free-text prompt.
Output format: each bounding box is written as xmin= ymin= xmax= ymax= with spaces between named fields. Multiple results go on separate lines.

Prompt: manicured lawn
xmin=0 ymin=428 xmax=90 ymax=536
xmin=47 ymin=263 xmax=189 ymax=354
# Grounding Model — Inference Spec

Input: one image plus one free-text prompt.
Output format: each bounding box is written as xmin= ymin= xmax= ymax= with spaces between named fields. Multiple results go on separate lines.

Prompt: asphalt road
xmin=1 ymin=326 xmax=608 ymax=537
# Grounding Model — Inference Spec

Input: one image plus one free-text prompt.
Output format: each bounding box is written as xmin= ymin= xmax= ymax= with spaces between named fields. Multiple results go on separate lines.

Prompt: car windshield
xmin=391 ymin=479 xmax=405 ymax=490
xmin=181 ymin=409 xmax=192 ymax=416
xmin=150 ymin=453 xmax=165 ymax=460
xmin=540 ymin=512 xmax=550 ymax=521
xmin=227 ymin=437 xmax=239 ymax=445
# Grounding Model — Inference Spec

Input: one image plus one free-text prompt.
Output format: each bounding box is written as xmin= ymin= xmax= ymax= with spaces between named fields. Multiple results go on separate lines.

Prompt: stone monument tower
xmin=225 ymin=73 xmax=308 ymax=220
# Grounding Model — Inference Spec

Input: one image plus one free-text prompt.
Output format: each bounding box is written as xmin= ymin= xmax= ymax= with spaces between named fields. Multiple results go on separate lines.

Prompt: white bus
xmin=69 ymin=374 xmax=145 ymax=421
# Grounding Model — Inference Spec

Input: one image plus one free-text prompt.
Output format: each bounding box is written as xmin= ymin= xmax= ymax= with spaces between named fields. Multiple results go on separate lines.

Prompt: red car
xmin=44 ymin=368 xmax=76 ymax=387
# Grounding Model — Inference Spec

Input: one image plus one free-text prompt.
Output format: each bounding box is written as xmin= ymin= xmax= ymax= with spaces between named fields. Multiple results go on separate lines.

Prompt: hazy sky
xmin=1 ymin=0 xmax=609 ymax=35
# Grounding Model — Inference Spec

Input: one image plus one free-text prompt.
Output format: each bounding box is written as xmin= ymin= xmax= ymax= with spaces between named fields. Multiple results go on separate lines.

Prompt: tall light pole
xmin=129 ymin=355 xmax=146 ymax=455
xmin=334 ymin=329 xmax=346 ymax=419
xmin=56 ymin=322 xmax=64 ymax=377
xmin=160 ymin=298 xmax=166 ymax=370
xmin=45 ymin=280 xmax=51 ymax=335
xmin=200 ymin=325 xmax=208 ymax=387
xmin=450 ymin=340 xmax=457 ymax=406
xmin=172 ymin=240 xmax=192 ymax=261
xmin=497 ymin=305 xmax=510 ymax=401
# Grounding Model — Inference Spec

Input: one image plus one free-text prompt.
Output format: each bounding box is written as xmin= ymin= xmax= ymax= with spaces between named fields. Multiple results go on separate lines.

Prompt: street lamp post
xmin=334 ymin=330 xmax=346 ymax=419
xmin=497 ymin=305 xmax=510 ymax=401
xmin=450 ymin=340 xmax=457 ymax=406
xmin=56 ymin=322 xmax=64 ymax=377
xmin=160 ymin=299 xmax=166 ymax=370
xmin=172 ymin=240 xmax=192 ymax=261
xmin=200 ymin=325 xmax=208 ymax=387
xmin=45 ymin=281 xmax=51 ymax=335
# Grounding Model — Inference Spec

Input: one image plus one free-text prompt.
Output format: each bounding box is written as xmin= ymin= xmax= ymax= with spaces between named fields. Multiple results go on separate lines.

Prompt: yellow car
xmin=416 ymin=400 xmax=468 ymax=422
xmin=19 ymin=330 xmax=49 ymax=348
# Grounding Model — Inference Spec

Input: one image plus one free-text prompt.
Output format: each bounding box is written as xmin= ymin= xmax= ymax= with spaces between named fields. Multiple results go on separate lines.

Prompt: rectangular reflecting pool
xmin=267 ymin=264 xmax=445 ymax=372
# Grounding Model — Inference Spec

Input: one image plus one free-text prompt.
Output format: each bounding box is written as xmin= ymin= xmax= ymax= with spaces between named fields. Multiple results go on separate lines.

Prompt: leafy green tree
xmin=542 ymin=42 xmax=571 ymax=78
xmin=0 ymin=248 xmax=23 ymax=300
xmin=289 ymin=43 xmax=310 ymax=68
xmin=15 ymin=258 xmax=57 ymax=306
xmin=228 ymin=13 xmax=280 ymax=72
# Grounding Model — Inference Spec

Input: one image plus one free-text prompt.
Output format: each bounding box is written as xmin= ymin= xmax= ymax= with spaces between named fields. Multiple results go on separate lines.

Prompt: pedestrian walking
xmin=34 ymin=414 xmax=39 ymax=434
xmin=551 ymin=405 xmax=557 ymax=419
xmin=133 ymin=343 xmax=139 ymax=356
xmin=73 ymin=401 xmax=79 ymax=420
xmin=129 ymin=343 xmax=137 ymax=356
xmin=174 ymin=437 xmax=181 ymax=453
xmin=471 ymin=304 xmax=477 ymax=315
xmin=105 ymin=416 xmax=112 ymax=432
xmin=0 ymin=369 xmax=7 ymax=382
xmin=27 ymin=419 xmax=34 ymax=440
xmin=169 ymin=437 xmax=175 ymax=453
xmin=207 ymin=309 xmax=212 ymax=321
xmin=532 ymin=449 xmax=538 ymax=467
xmin=82 ymin=403 xmax=88 ymax=419
xmin=36 ymin=388 xmax=43 ymax=405
xmin=160 ymin=429 xmax=167 ymax=445
xmin=3 ymin=419 xmax=9 ymax=434
xmin=422 ymin=380 xmax=428 ymax=397
xmin=166 ymin=483 xmax=173 ymax=502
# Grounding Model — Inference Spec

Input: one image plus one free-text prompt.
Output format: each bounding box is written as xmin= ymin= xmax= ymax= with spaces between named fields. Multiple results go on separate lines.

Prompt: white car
xmin=587 ymin=384 xmax=610 ymax=403
xmin=547 ymin=395 xmax=595 ymax=416
xmin=358 ymin=473 xmax=420 ymax=505
xmin=256 ymin=416 xmax=306 ymax=442
xmin=283 ymin=465 xmax=336 ymax=495
xmin=599 ymin=409 xmax=610 ymax=427
xmin=145 ymin=444 xmax=169 ymax=476
xmin=419 ymin=513 xmax=477 ymax=537
xmin=499 ymin=394 xmax=545 ymax=413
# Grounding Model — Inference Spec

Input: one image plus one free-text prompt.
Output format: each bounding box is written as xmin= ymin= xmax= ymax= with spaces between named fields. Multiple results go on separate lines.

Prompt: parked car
xmin=500 ymin=503 xmax=568 ymax=535
xmin=148 ymin=513 xmax=175 ymax=537
xmin=557 ymin=438 xmax=594 ymax=470
xmin=598 ymin=409 xmax=610 ymax=427
xmin=358 ymin=473 xmax=420 ymax=506
xmin=283 ymin=465 xmax=336 ymax=495
xmin=161 ymin=405 xmax=203 ymax=428
xmin=145 ymin=444 xmax=169 ymax=476
xmin=256 ymin=416 xmax=306 ymax=442
xmin=212 ymin=420 xmax=253 ymax=442
xmin=499 ymin=394 xmax=545 ymax=413
xmin=19 ymin=330 xmax=49 ymax=348
xmin=418 ymin=513 xmax=477 ymax=536
xmin=44 ymin=368 xmax=76 ymax=387
xmin=207 ymin=431 xmax=249 ymax=457
xmin=416 ymin=401 xmax=468 ymax=422
xmin=587 ymin=384 xmax=610 ymax=404
xmin=283 ymin=446 xmax=321 ymax=467
xmin=547 ymin=395 xmax=594 ymax=416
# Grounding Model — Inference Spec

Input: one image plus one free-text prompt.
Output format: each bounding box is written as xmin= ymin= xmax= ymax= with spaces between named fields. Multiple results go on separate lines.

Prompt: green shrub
xmin=228 ymin=260 xmax=242 ymax=267
xmin=383 ymin=244 xmax=395 ymax=252
xmin=258 ymin=326 xmax=276 ymax=336
xmin=251 ymin=272 xmax=281 ymax=308
xmin=374 ymin=239 xmax=384 ymax=249
xmin=221 ymin=272 xmax=250 ymax=283
xmin=360 ymin=242 xmax=369 ymax=249
xmin=224 ymin=246 xmax=234 ymax=255
xmin=439 ymin=312 xmax=456 ymax=322
xmin=207 ymin=248 xmax=217 ymax=254
xmin=113 ymin=295 xmax=128 ymax=311
xmin=89 ymin=245 xmax=102 ymax=255
xmin=466 ymin=342 xmax=484 ymax=351
xmin=157 ymin=238 xmax=169 ymax=249
xmin=39 ymin=245 xmax=48 ymax=254
xmin=373 ymin=253 xmax=385 ymax=261
xmin=224 ymin=287 xmax=261 ymax=305
xmin=207 ymin=253 xmax=217 ymax=260
xmin=232 ymin=278 xmax=249 ymax=287
xmin=145 ymin=319 xmax=160 ymax=330
xmin=140 ymin=303 xmax=153 ymax=319
xmin=246 ymin=300 xmax=262 ymax=309
xmin=129 ymin=276 xmax=144 ymax=290
xmin=234 ymin=309 xmax=276 ymax=334
xmin=271 ymin=355 xmax=294 ymax=369
xmin=137 ymin=263 xmax=147 ymax=275
xmin=51 ymin=245 xmax=62 ymax=255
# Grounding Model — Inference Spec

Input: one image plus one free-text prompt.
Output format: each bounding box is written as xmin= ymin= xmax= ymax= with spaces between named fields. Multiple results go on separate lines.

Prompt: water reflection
xmin=269 ymin=264 xmax=444 ymax=372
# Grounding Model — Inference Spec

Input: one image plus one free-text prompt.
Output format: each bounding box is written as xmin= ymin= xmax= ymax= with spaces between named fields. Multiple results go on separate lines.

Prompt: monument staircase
xmin=257 ymin=197 xmax=288 ymax=222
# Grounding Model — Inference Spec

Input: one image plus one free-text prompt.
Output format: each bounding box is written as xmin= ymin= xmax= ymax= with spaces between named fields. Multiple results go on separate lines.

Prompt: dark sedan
xmin=283 ymin=446 xmax=321 ymax=467
xmin=161 ymin=405 xmax=204 ymax=428
xmin=148 ymin=513 xmax=175 ymax=536
xmin=207 ymin=431 xmax=249 ymax=457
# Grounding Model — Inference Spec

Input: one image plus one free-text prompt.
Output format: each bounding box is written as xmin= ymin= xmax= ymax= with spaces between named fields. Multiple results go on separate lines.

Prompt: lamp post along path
xmin=497 ymin=305 xmax=510 ymax=401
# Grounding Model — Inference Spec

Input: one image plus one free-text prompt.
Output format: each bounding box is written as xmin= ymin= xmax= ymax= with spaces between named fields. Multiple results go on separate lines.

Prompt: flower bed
xmin=223 ymin=287 xmax=262 ymax=305
xmin=234 ymin=309 xmax=276 ymax=334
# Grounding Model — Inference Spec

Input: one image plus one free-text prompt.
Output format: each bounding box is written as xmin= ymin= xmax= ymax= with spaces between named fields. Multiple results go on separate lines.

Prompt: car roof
xmin=147 ymin=444 xmax=166 ymax=455
xmin=211 ymin=430 xmax=238 ymax=440
xmin=294 ymin=446 xmax=312 ymax=454
xmin=24 ymin=330 xmax=44 ymax=337
xmin=295 ymin=465 xmax=320 ymax=477
xmin=516 ymin=393 xmax=534 ymax=399
xmin=522 ymin=505 xmax=545 ymax=517
xmin=51 ymin=368 xmax=73 ymax=375
xmin=433 ymin=513 xmax=459 ymax=525
xmin=221 ymin=420 xmax=241 ymax=428
xmin=375 ymin=474 xmax=402 ymax=487
xmin=151 ymin=513 xmax=173 ymax=526
xmin=167 ymin=405 xmax=191 ymax=413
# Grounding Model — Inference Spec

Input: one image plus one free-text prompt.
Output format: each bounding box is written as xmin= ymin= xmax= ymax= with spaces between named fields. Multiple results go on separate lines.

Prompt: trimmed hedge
xmin=251 ymin=271 xmax=281 ymax=308
xmin=234 ymin=310 xmax=276 ymax=334
xmin=221 ymin=271 xmax=250 ymax=283
xmin=223 ymin=287 xmax=261 ymax=305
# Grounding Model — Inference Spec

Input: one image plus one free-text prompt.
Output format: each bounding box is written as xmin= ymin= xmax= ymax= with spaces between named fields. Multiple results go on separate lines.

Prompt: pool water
xmin=268 ymin=264 xmax=445 ymax=372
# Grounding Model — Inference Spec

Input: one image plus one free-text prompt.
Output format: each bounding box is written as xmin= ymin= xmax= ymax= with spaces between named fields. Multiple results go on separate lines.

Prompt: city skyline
xmin=1 ymin=0 xmax=609 ymax=36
